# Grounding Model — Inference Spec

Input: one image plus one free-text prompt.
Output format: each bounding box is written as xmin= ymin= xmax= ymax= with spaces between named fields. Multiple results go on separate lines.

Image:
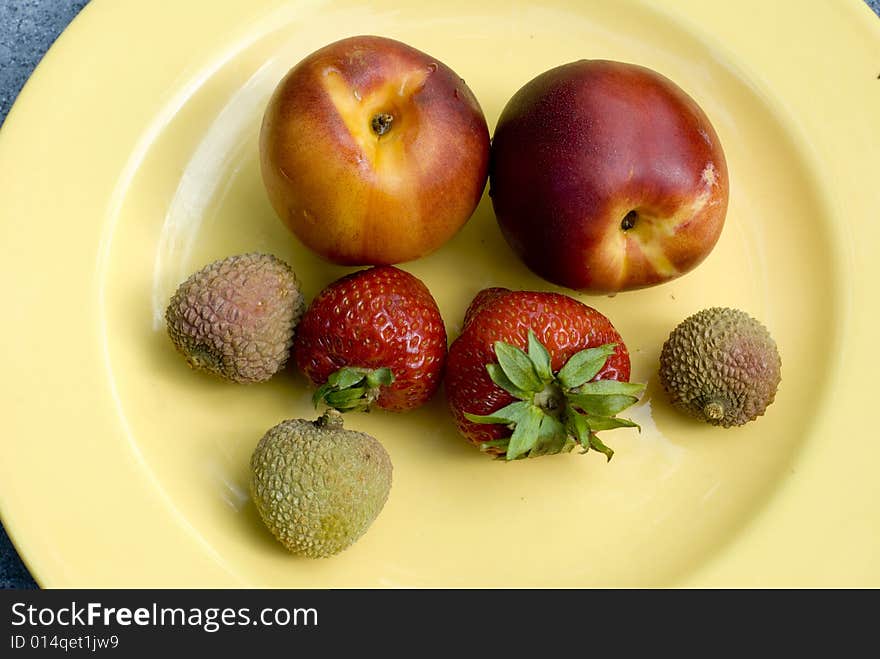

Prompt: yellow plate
xmin=1 ymin=0 xmax=878 ymax=587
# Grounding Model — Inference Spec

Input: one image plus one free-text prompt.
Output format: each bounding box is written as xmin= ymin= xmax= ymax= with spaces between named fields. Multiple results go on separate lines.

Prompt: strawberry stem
xmin=312 ymin=366 xmax=395 ymax=413
xmin=465 ymin=330 xmax=644 ymax=460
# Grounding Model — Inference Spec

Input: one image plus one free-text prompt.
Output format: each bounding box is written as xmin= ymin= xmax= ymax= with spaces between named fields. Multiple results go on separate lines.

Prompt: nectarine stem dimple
xmin=371 ymin=113 xmax=394 ymax=136
xmin=621 ymin=210 xmax=638 ymax=231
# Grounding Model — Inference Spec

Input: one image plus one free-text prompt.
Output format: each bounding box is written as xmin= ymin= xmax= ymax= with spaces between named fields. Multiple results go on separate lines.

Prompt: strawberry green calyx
xmin=312 ymin=366 xmax=395 ymax=413
xmin=464 ymin=331 xmax=645 ymax=461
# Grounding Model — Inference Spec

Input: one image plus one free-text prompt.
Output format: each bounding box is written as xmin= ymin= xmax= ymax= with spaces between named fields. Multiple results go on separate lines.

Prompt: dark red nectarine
xmin=489 ymin=60 xmax=729 ymax=294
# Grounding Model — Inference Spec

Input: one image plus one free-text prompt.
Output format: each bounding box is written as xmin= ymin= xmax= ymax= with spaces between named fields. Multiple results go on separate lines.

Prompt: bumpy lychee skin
xmin=165 ymin=253 xmax=304 ymax=383
xmin=250 ymin=411 xmax=393 ymax=558
xmin=659 ymin=307 xmax=781 ymax=427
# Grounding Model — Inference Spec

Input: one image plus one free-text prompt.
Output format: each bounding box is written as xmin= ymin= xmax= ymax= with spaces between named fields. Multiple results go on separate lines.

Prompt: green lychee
xmin=249 ymin=411 xmax=393 ymax=558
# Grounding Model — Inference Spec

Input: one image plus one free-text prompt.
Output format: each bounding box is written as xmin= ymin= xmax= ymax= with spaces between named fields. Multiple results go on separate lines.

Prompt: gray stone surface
xmin=0 ymin=0 xmax=90 ymax=125
xmin=1 ymin=0 xmax=878 ymax=590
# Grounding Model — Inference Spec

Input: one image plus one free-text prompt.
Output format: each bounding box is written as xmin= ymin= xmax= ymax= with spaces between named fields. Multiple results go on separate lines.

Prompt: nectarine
xmin=489 ymin=60 xmax=729 ymax=294
xmin=260 ymin=35 xmax=490 ymax=265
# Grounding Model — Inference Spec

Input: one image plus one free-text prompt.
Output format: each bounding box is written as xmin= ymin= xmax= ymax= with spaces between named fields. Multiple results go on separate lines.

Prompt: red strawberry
xmin=446 ymin=288 xmax=643 ymax=460
xmin=461 ymin=286 xmax=510 ymax=330
xmin=294 ymin=266 xmax=447 ymax=412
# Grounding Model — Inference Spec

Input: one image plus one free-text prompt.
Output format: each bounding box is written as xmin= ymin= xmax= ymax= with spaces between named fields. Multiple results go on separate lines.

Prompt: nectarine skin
xmin=260 ymin=35 xmax=490 ymax=265
xmin=489 ymin=60 xmax=729 ymax=293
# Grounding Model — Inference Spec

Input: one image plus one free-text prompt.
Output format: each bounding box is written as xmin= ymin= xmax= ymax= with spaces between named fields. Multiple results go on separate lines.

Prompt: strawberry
xmin=445 ymin=288 xmax=643 ymax=460
xmin=293 ymin=266 xmax=447 ymax=412
xmin=461 ymin=286 xmax=510 ymax=329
